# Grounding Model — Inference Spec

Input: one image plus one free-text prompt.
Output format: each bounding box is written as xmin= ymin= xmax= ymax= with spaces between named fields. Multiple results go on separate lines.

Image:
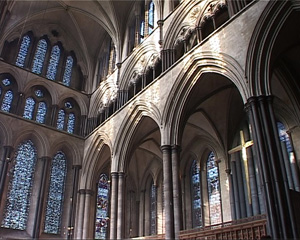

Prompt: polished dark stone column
xmin=109 ymin=172 xmax=118 ymax=239
xmin=161 ymin=145 xmax=175 ymax=239
xmin=117 ymin=172 xmax=125 ymax=239
xmin=0 ymin=146 xmax=13 ymax=199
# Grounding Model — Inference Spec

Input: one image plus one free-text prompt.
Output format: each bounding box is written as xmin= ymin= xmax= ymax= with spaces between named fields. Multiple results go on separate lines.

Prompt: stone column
xmin=139 ymin=190 xmax=146 ymax=236
xmin=33 ymin=156 xmax=51 ymax=238
xmin=109 ymin=172 xmax=118 ymax=239
xmin=0 ymin=146 xmax=13 ymax=199
xmin=171 ymin=145 xmax=182 ymax=239
xmin=226 ymin=169 xmax=236 ymax=220
xmin=117 ymin=172 xmax=124 ymax=239
xmin=68 ymin=165 xmax=81 ymax=239
xmin=161 ymin=145 xmax=175 ymax=239
xmin=82 ymin=190 xmax=93 ymax=239
xmin=230 ymin=156 xmax=240 ymax=219
xmin=75 ymin=190 xmax=86 ymax=239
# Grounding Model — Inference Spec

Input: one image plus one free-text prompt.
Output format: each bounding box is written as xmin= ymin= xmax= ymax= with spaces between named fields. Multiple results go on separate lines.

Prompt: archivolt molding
xmin=58 ymin=91 xmax=88 ymax=116
xmin=245 ymin=1 xmax=300 ymax=96
xmin=119 ymin=43 xmax=159 ymax=90
xmin=0 ymin=119 xmax=12 ymax=146
xmin=113 ymin=101 xmax=161 ymax=172
xmin=80 ymin=131 xmax=112 ymax=189
xmin=13 ymin=128 xmax=50 ymax=158
xmin=163 ymin=51 xmax=248 ymax=146
xmin=0 ymin=64 xmax=26 ymax=91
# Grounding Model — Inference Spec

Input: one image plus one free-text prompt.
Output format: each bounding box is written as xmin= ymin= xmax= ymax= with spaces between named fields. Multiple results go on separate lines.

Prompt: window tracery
xmin=191 ymin=159 xmax=202 ymax=227
xmin=32 ymin=39 xmax=48 ymax=74
xmin=63 ymin=56 xmax=73 ymax=86
xmin=46 ymin=45 xmax=61 ymax=80
xmin=56 ymin=100 xmax=77 ymax=134
xmin=150 ymin=181 xmax=157 ymax=235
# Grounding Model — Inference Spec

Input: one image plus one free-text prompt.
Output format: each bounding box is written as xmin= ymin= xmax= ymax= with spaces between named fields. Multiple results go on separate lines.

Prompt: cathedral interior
xmin=0 ymin=0 xmax=299 ymax=239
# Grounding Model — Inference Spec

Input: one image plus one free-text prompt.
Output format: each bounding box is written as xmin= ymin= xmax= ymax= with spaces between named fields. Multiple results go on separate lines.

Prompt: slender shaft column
xmin=33 ymin=156 xmax=51 ymax=239
xmin=230 ymin=156 xmax=241 ymax=219
xmin=68 ymin=165 xmax=81 ymax=239
xmin=82 ymin=190 xmax=93 ymax=239
xmin=117 ymin=172 xmax=124 ymax=239
xmin=266 ymin=96 xmax=297 ymax=238
xmin=0 ymin=146 xmax=13 ymax=199
xmin=171 ymin=145 xmax=182 ymax=239
xmin=235 ymin=153 xmax=247 ymax=218
xmin=109 ymin=172 xmax=118 ymax=239
xmin=75 ymin=190 xmax=86 ymax=239
xmin=161 ymin=145 xmax=175 ymax=239
xmin=226 ymin=169 xmax=236 ymax=220
xmin=139 ymin=190 xmax=145 ymax=236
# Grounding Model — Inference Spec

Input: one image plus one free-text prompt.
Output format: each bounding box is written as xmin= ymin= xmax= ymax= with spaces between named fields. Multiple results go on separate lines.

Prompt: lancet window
xmin=32 ymin=39 xmax=48 ymax=74
xmin=191 ymin=159 xmax=202 ymax=227
xmin=16 ymin=35 xmax=31 ymax=67
xmin=44 ymin=151 xmax=67 ymax=234
xmin=150 ymin=181 xmax=157 ymax=235
xmin=46 ymin=45 xmax=61 ymax=80
xmin=56 ymin=101 xmax=77 ymax=134
xmin=95 ymin=173 xmax=110 ymax=239
xmin=1 ymin=140 xmax=37 ymax=230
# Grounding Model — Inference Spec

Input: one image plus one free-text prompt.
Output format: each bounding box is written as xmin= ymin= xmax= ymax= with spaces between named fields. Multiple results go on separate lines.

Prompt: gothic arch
xmin=162 ymin=52 xmax=248 ymax=146
xmin=245 ymin=1 xmax=300 ymax=96
xmin=113 ymin=101 xmax=161 ymax=172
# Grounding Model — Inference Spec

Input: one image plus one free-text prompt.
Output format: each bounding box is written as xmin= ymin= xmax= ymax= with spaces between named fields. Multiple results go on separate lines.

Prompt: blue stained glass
xmin=46 ymin=45 xmax=61 ymax=80
xmin=0 ymin=87 xmax=2 ymax=96
xmin=191 ymin=160 xmax=202 ymax=227
xmin=150 ymin=182 xmax=157 ymax=235
xmin=277 ymin=122 xmax=292 ymax=153
xmin=1 ymin=140 xmax=37 ymax=230
xmin=32 ymin=39 xmax=47 ymax=74
xmin=2 ymin=78 xmax=11 ymax=86
xmin=35 ymin=89 xmax=44 ymax=98
xmin=16 ymin=35 xmax=31 ymax=67
xmin=56 ymin=109 xmax=65 ymax=130
xmin=36 ymin=102 xmax=47 ymax=124
xmin=148 ymin=1 xmax=155 ymax=34
xmin=44 ymin=151 xmax=67 ymax=234
xmin=65 ymin=101 xmax=73 ymax=109
xmin=23 ymin=97 xmax=35 ymax=120
xmin=67 ymin=113 xmax=75 ymax=133
xmin=63 ymin=56 xmax=73 ymax=86
xmin=1 ymin=90 xmax=13 ymax=112
xmin=95 ymin=174 xmax=110 ymax=239
xmin=207 ymin=152 xmax=221 ymax=225
xmin=140 ymin=20 xmax=145 ymax=41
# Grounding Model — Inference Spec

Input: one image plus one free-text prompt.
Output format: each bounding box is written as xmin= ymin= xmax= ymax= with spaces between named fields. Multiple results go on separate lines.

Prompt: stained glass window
xmin=63 ymin=56 xmax=73 ymax=86
xmin=2 ymin=78 xmax=11 ymax=86
xmin=1 ymin=90 xmax=13 ymax=112
xmin=1 ymin=140 xmax=37 ymax=230
xmin=191 ymin=160 xmax=202 ymax=227
xmin=148 ymin=1 xmax=155 ymax=34
xmin=16 ymin=35 xmax=31 ymax=67
xmin=57 ymin=109 xmax=65 ymax=130
xmin=67 ymin=113 xmax=75 ymax=134
xmin=207 ymin=152 xmax=221 ymax=225
xmin=44 ymin=151 xmax=67 ymax=234
xmin=277 ymin=122 xmax=292 ymax=153
xmin=150 ymin=182 xmax=157 ymax=235
xmin=36 ymin=101 xmax=47 ymax=124
xmin=35 ymin=89 xmax=44 ymax=98
xmin=46 ymin=45 xmax=61 ymax=80
xmin=23 ymin=97 xmax=36 ymax=120
xmin=32 ymin=39 xmax=48 ymax=74
xmin=95 ymin=174 xmax=110 ymax=239
xmin=140 ymin=20 xmax=145 ymax=42
xmin=65 ymin=101 xmax=73 ymax=109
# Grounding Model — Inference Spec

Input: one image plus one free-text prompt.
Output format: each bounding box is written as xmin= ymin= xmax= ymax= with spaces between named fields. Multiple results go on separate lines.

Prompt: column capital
xmin=171 ymin=144 xmax=181 ymax=152
xmin=78 ymin=189 xmax=94 ymax=196
xmin=225 ymin=168 xmax=231 ymax=174
xmin=72 ymin=164 xmax=82 ymax=170
xmin=161 ymin=145 xmax=171 ymax=151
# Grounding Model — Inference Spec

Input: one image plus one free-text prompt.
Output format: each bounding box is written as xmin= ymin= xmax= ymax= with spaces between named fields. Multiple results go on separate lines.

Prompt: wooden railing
xmin=180 ymin=215 xmax=267 ymax=240
xmin=141 ymin=215 xmax=267 ymax=240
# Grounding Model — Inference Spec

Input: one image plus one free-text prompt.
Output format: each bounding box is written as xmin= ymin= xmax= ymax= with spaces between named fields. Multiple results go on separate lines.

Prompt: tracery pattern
xmin=191 ymin=159 xmax=202 ymax=227
xmin=95 ymin=174 xmax=110 ymax=239
xmin=46 ymin=45 xmax=61 ymax=80
xmin=1 ymin=140 xmax=37 ymax=230
xmin=44 ymin=151 xmax=67 ymax=234
xmin=32 ymin=39 xmax=47 ymax=74
xmin=63 ymin=56 xmax=73 ymax=86
xmin=36 ymin=101 xmax=47 ymax=123
xmin=23 ymin=97 xmax=35 ymax=120
xmin=1 ymin=90 xmax=13 ymax=112
xmin=16 ymin=35 xmax=31 ymax=67
xmin=207 ymin=152 xmax=222 ymax=224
